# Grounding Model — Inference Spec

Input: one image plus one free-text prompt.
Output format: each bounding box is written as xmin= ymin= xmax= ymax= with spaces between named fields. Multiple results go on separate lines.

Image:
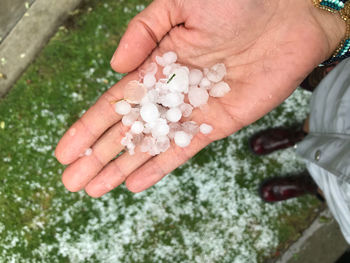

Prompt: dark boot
xmin=249 ymin=127 xmax=306 ymax=156
xmin=259 ymin=171 xmax=322 ymax=203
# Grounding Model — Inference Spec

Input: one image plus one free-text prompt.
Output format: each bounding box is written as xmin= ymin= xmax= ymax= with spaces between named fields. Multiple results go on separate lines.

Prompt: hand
xmin=55 ymin=0 xmax=345 ymax=197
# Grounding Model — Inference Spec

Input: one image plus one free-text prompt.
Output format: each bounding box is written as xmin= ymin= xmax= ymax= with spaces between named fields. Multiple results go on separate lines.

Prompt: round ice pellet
xmin=84 ymin=148 xmax=92 ymax=156
xmin=162 ymin=51 xmax=177 ymax=65
xmin=122 ymin=109 xmax=139 ymax=126
xmin=189 ymin=69 xmax=203 ymax=86
xmin=143 ymin=73 xmax=156 ymax=88
xmin=152 ymin=122 xmax=170 ymax=138
xmin=207 ymin=63 xmax=226 ymax=83
xmin=200 ymin=123 xmax=213 ymax=134
xmin=199 ymin=77 xmax=211 ymax=89
xmin=156 ymin=136 xmax=170 ymax=152
xmin=160 ymin=92 xmax=184 ymax=108
xmin=140 ymin=103 xmax=159 ymax=123
xmin=174 ymin=131 xmax=191 ymax=148
xmin=182 ymin=121 xmax=199 ymax=135
xmin=155 ymin=55 xmax=166 ymax=66
xmin=188 ymin=87 xmax=209 ymax=107
xmin=115 ymin=100 xmax=131 ymax=115
xmin=180 ymin=103 xmax=193 ymax=118
xmin=124 ymin=80 xmax=147 ymax=104
xmin=166 ymin=68 xmax=189 ymax=93
xmin=131 ymin=121 xmax=144 ymax=134
xmin=166 ymin=108 xmax=182 ymax=122
xmin=209 ymin=81 xmax=231 ymax=97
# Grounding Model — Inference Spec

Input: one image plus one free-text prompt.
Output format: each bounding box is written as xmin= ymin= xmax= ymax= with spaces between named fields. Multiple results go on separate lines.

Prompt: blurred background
xmin=0 ymin=0 xmax=347 ymax=262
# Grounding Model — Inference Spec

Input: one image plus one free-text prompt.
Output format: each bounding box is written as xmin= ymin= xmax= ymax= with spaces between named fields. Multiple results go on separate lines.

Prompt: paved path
xmin=277 ymin=209 xmax=349 ymax=263
xmin=0 ymin=0 xmax=82 ymax=97
xmin=0 ymin=0 xmax=35 ymax=42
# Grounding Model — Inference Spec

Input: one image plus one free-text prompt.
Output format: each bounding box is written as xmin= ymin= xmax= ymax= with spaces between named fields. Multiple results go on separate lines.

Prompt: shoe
xmin=249 ymin=127 xmax=306 ymax=156
xmin=259 ymin=172 xmax=319 ymax=203
xmin=300 ymin=62 xmax=339 ymax=92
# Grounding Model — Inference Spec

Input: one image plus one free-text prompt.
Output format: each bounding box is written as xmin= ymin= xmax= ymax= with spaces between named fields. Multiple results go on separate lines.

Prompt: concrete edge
xmin=0 ymin=0 xmax=83 ymax=97
xmin=276 ymin=208 xmax=349 ymax=263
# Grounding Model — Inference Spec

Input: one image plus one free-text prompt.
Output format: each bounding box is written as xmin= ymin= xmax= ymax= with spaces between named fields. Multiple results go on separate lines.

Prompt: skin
xmin=55 ymin=0 xmax=345 ymax=197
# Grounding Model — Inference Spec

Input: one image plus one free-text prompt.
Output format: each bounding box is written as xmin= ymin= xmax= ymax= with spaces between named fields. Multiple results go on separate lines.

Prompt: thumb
xmin=110 ymin=0 xmax=185 ymax=73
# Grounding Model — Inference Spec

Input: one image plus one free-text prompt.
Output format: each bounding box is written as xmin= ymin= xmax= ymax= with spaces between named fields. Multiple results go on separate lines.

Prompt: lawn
xmin=0 ymin=0 xmax=323 ymax=262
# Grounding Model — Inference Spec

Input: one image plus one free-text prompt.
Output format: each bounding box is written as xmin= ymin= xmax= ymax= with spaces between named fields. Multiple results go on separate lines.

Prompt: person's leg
xmin=303 ymin=116 xmax=309 ymax=133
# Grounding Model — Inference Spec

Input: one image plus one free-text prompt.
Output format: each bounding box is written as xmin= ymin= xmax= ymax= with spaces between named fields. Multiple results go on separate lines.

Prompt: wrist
xmin=309 ymin=0 xmax=347 ymax=59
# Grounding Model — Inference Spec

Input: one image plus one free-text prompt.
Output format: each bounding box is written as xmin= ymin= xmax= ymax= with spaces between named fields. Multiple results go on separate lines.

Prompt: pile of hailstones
xmin=114 ymin=51 xmax=230 ymax=156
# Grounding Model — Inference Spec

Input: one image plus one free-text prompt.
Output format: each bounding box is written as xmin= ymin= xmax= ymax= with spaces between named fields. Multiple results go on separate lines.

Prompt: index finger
xmin=55 ymin=73 xmax=137 ymax=165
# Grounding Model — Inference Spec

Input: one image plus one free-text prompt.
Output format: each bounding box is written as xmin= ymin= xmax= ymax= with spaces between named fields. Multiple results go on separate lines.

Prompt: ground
xmin=0 ymin=0 xmax=323 ymax=262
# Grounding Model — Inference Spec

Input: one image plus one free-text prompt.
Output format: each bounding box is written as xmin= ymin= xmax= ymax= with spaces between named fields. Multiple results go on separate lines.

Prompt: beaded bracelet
xmin=312 ymin=0 xmax=350 ymax=64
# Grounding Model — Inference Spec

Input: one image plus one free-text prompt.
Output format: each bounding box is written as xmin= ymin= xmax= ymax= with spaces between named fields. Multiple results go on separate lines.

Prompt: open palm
xmin=55 ymin=0 xmax=344 ymax=197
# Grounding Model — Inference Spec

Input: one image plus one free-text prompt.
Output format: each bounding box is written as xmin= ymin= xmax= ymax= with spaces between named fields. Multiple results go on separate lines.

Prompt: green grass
xmin=0 ymin=0 xmax=323 ymax=262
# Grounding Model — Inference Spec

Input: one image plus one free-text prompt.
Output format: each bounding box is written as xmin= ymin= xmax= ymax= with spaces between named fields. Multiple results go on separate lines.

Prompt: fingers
xmin=110 ymin=0 xmax=186 ymax=73
xmin=55 ymin=73 xmax=137 ymax=165
xmin=61 ymin=121 xmax=128 ymax=192
xmin=84 ymin=150 xmax=151 ymax=197
xmin=125 ymin=134 xmax=212 ymax=193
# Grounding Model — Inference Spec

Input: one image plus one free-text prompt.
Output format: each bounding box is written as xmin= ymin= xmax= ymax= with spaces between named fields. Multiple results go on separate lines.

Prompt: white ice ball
xmin=189 ymin=69 xmax=203 ymax=86
xmin=179 ymin=103 xmax=193 ymax=118
xmin=199 ymin=77 xmax=211 ymax=89
xmin=155 ymin=55 xmax=166 ymax=66
xmin=115 ymin=100 xmax=131 ymax=115
xmin=156 ymin=136 xmax=171 ymax=153
xmin=160 ymin=92 xmax=184 ymax=108
xmin=162 ymin=51 xmax=178 ymax=65
xmin=166 ymin=67 xmax=189 ymax=93
xmin=122 ymin=108 xmax=139 ymax=126
xmin=188 ymin=87 xmax=209 ymax=107
xmin=140 ymin=103 xmax=159 ymax=123
xmin=209 ymin=81 xmax=231 ymax=97
xmin=199 ymin=123 xmax=213 ymax=134
xmin=143 ymin=73 xmax=156 ymax=88
xmin=131 ymin=121 xmax=144 ymax=134
xmin=182 ymin=121 xmax=199 ymax=136
xmin=152 ymin=122 xmax=170 ymax=138
xmin=174 ymin=131 xmax=191 ymax=148
xmin=166 ymin=108 xmax=182 ymax=122
xmin=207 ymin=63 xmax=226 ymax=83
xmin=84 ymin=148 xmax=92 ymax=156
